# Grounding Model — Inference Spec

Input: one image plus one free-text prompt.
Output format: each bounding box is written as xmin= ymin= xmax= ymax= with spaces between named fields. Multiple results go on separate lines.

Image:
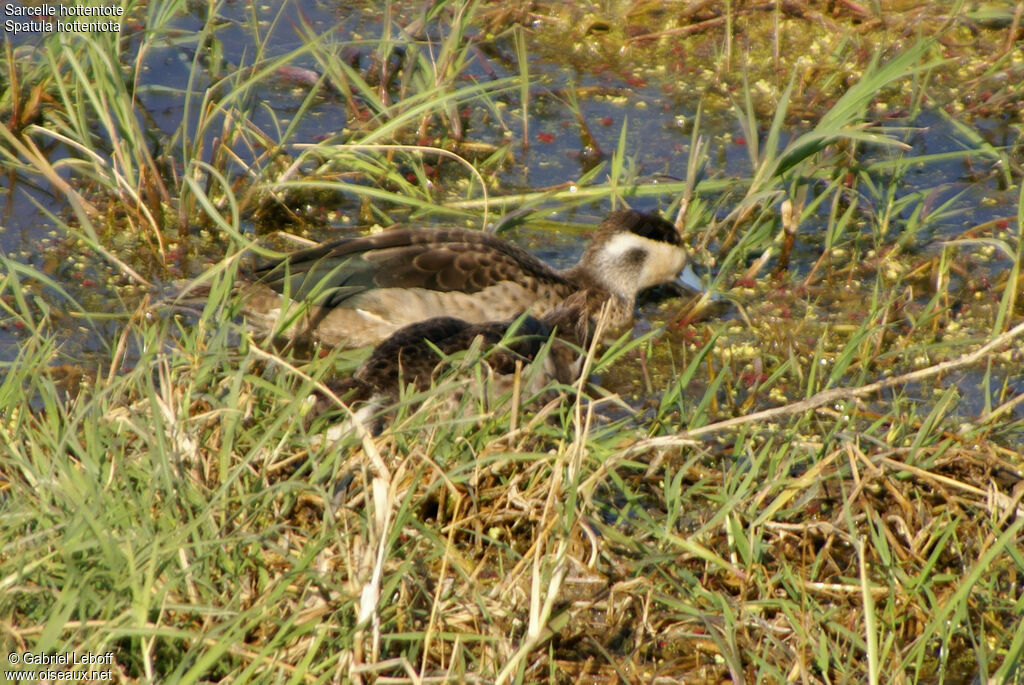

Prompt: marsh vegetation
xmin=1 ymin=1 xmax=1023 ymax=682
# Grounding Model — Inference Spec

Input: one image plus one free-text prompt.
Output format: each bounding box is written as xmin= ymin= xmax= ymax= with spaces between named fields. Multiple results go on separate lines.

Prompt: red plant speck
xmin=740 ymin=370 xmax=770 ymax=387
xmin=537 ymin=132 xmax=555 ymax=143
xmin=674 ymin=324 xmax=705 ymax=343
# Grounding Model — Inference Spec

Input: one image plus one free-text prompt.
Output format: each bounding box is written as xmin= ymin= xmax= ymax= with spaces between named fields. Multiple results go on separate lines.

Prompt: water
xmin=1 ymin=1 xmax=1021 ymax=425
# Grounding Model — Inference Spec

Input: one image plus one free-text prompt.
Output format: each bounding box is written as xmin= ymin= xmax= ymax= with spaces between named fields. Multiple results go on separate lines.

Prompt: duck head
xmin=572 ymin=210 xmax=689 ymax=301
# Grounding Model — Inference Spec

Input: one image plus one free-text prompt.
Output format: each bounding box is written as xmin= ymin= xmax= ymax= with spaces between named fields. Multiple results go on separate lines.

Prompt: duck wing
xmin=253 ymin=228 xmax=569 ymax=307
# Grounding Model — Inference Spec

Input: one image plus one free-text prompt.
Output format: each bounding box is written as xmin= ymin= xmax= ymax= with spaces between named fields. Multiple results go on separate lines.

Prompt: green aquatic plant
xmin=1 ymin=1 xmax=1023 ymax=682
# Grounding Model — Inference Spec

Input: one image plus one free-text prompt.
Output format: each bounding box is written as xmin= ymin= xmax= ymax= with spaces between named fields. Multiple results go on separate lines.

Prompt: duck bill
xmin=675 ymin=263 xmax=706 ymax=295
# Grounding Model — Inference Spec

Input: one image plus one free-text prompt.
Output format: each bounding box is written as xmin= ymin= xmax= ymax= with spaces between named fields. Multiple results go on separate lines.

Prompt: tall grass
xmin=1 ymin=0 xmax=1023 ymax=682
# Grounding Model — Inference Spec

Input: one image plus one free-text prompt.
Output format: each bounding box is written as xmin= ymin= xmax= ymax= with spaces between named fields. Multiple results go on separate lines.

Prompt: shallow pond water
xmin=4 ymin=4 xmax=1024 ymax=682
xmin=1 ymin=1 xmax=1022 ymax=428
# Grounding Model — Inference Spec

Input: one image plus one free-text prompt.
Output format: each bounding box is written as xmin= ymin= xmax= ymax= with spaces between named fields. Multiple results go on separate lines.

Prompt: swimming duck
xmin=242 ymin=209 xmax=689 ymax=349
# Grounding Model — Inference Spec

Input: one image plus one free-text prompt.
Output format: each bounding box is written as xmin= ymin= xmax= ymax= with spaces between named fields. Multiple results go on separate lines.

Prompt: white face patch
xmin=600 ymin=231 xmax=651 ymax=261
xmin=639 ymin=239 xmax=689 ymax=289
xmin=595 ymin=232 xmax=688 ymax=294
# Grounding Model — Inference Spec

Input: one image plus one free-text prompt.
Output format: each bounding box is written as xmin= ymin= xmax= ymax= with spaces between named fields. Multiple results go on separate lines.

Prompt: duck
xmin=240 ymin=209 xmax=690 ymax=349
xmin=309 ymin=291 xmax=595 ymax=434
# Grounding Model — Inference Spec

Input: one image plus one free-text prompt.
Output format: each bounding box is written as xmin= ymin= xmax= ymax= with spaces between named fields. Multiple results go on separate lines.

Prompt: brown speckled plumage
xmin=306 ymin=293 xmax=593 ymax=435
xmin=243 ymin=209 xmax=688 ymax=349
xmin=328 ymin=291 xmax=592 ymax=403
